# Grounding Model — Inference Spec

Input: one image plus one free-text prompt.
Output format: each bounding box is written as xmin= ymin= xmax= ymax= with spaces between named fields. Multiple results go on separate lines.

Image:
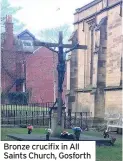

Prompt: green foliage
xmin=1 ymin=0 xmax=25 ymax=33
xmin=39 ymin=24 xmax=72 ymax=43
xmin=8 ymin=92 xmax=29 ymax=105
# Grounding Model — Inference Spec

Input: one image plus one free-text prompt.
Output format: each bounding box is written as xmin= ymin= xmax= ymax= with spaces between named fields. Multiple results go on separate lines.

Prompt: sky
xmin=8 ymin=0 xmax=93 ymax=35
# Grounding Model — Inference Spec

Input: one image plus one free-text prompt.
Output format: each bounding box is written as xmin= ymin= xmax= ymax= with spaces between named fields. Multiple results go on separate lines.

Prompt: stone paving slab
xmin=7 ymin=134 xmax=112 ymax=146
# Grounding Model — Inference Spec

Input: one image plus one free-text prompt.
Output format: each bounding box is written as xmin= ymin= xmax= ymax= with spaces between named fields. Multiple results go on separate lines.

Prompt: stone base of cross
xmin=49 ymin=99 xmax=66 ymax=136
xmin=50 ymin=109 xmax=65 ymax=137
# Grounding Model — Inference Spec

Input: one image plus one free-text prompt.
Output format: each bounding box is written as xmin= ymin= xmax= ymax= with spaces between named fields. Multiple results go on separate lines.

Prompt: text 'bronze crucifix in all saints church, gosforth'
xmin=33 ymin=31 xmax=87 ymax=126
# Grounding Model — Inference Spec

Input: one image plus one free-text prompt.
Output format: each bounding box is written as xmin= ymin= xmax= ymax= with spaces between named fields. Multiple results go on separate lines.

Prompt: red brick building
xmin=26 ymin=47 xmax=58 ymax=103
xmin=1 ymin=15 xmax=30 ymax=104
xmin=1 ymin=15 xmax=66 ymax=104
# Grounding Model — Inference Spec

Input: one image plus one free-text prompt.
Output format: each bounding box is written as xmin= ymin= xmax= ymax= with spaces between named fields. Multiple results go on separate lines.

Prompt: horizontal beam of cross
xmin=33 ymin=41 xmax=87 ymax=50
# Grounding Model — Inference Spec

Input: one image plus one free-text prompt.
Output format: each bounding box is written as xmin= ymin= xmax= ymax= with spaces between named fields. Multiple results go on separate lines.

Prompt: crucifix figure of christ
xmin=34 ymin=31 xmax=87 ymax=126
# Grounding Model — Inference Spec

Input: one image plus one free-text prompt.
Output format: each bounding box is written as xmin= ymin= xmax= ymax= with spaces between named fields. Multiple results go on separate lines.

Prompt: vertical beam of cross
xmin=57 ymin=31 xmax=65 ymax=125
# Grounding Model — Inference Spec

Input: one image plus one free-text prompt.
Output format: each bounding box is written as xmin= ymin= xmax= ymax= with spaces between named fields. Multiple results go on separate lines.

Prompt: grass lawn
xmin=84 ymin=131 xmax=122 ymax=161
xmin=1 ymin=128 xmax=46 ymax=141
xmin=1 ymin=128 xmax=122 ymax=161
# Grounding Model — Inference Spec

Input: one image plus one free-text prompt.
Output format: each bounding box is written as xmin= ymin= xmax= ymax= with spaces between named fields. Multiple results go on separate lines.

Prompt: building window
xmin=86 ymin=17 xmax=96 ymax=86
xmin=22 ymin=40 xmax=34 ymax=52
xmin=120 ymin=56 xmax=122 ymax=86
xmin=103 ymin=0 xmax=108 ymax=8
xmin=23 ymin=41 xmax=32 ymax=46
xmin=88 ymin=24 xmax=95 ymax=85
xmin=90 ymin=28 xmax=94 ymax=85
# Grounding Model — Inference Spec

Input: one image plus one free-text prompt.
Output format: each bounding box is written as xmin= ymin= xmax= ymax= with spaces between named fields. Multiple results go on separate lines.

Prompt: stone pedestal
xmin=92 ymin=117 xmax=105 ymax=127
xmin=50 ymin=108 xmax=65 ymax=137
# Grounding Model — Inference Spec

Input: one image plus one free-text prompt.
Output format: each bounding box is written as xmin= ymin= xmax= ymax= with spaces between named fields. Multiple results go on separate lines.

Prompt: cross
xmin=33 ymin=31 xmax=87 ymax=126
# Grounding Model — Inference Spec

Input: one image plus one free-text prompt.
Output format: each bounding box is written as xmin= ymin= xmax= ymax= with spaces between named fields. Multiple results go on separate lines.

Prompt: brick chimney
xmin=5 ymin=15 xmax=14 ymax=49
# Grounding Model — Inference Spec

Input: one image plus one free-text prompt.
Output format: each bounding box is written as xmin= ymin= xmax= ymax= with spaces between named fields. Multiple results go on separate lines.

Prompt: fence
xmin=64 ymin=112 xmax=92 ymax=129
xmin=1 ymin=103 xmax=53 ymax=127
xmin=1 ymin=104 xmax=92 ymax=129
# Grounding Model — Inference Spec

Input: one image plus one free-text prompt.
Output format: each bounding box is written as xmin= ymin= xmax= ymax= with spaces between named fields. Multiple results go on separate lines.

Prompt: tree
xmin=39 ymin=24 xmax=72 ymax=44
xmin=1 ymin=0 xmax=25 ymax=33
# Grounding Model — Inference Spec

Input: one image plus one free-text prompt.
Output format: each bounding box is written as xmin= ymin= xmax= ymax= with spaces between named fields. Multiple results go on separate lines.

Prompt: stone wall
xmin=104 ymin=5 xmax=122 ymax=117
xmin=105 ymin=90 xmax=122 ymax=116
xmin=106 ymin=5 xmax=122 ymax=86
xmin=76 ymin=92 xmax=94 ymax=115
xmin=66 ymin=0 xmax=122 ymax=118
xmin=108 ymin=0 xmax=121 ymax=6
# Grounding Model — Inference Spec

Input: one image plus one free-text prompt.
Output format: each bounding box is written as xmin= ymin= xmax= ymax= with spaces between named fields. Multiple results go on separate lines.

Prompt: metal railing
xmin=1 ymin=104 xmax=92 ymax=129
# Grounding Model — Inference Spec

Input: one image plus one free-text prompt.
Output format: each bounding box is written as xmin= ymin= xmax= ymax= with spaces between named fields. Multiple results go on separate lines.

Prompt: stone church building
xmin=66 ymin=0 xmax=122 ymax=119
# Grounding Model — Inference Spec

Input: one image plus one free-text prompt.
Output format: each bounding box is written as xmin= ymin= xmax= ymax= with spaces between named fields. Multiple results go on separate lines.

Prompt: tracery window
xmin=86 ymin=17 xmax=96 ymax=85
